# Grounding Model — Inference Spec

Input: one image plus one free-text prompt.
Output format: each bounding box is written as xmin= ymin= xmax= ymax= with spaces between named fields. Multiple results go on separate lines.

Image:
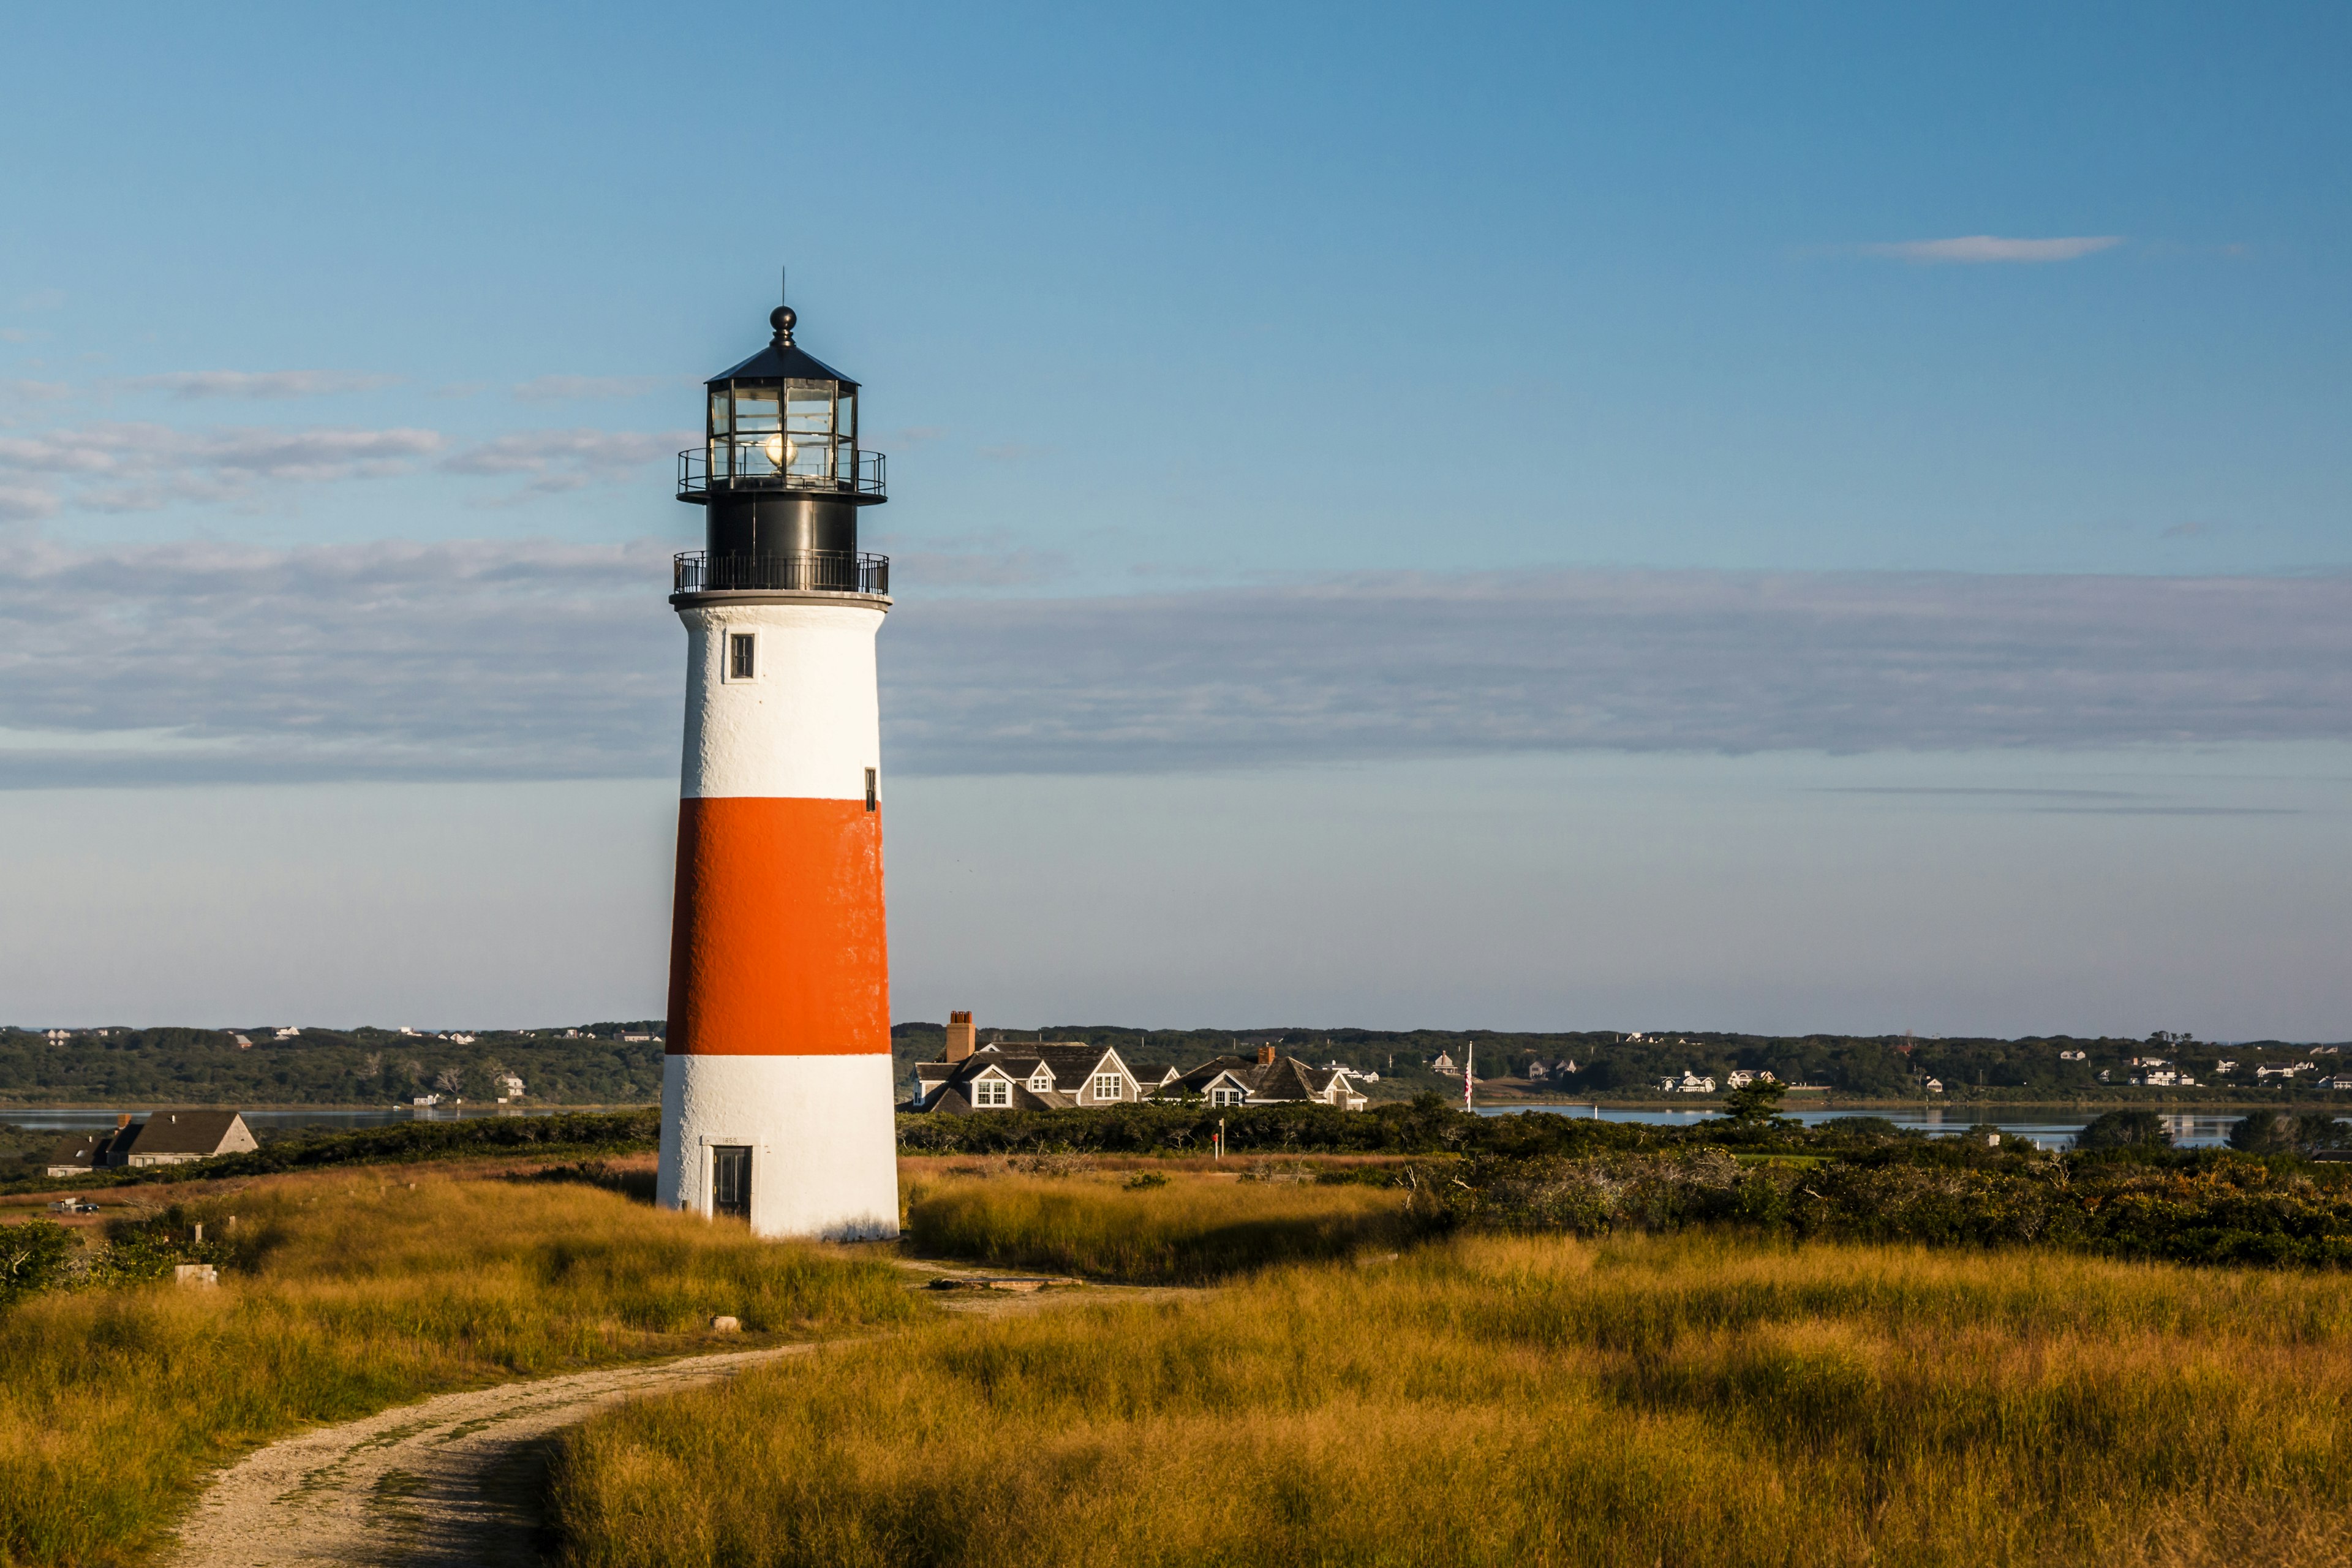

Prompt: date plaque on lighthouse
xmin=655 ymin=298 xmax=900 ymax=1240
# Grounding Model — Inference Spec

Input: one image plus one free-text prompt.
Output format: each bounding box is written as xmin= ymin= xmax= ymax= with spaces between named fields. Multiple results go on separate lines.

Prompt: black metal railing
xmin=673 ymin=551 xmax=890 ymax=596
xmin=677 ymin=442 xmax=886 ymax=500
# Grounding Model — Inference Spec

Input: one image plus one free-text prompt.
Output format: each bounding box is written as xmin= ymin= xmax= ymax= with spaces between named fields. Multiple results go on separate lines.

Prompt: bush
xmin=2076 ymin=1109 xmax=2172 ymax=1150
xmin=0 ymin=1221 xmax=75 ymax=1307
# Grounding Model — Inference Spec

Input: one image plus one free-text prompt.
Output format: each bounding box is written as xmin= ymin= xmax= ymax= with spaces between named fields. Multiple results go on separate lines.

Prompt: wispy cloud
xmin=511 ymin=374 xmax=680 ymax=404
xmin=0 ymin=423 xmax=443 ymax=512
xmin=0 ymin=552 xmax=2345 ymax=786
xmin=120 ymin=370 xmax=402 ymax=400
xmin=884 ymin=570 xmax=2352 ymax=774
xmin=438 ymin=428 xmax=688 ymax=498
xmin=1864 ymin=235 xmax=2125 ymax=264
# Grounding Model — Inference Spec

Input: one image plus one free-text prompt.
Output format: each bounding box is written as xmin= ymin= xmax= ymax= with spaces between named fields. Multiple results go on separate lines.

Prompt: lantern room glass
xmin=705 ymin=379 xmax=856 ymax=485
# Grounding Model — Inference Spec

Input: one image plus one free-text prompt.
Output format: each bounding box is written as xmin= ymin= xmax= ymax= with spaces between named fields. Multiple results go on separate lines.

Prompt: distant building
xmin=1430 ymin=1051 xmax=1458 ymax=1073
xmin=45 ymin=1121 xmax=136 ymax=1177
xmin=42 ymin=1029 xmax=70 ymax=1044
xmin=120 ymin=1111 xmax=258 ymax=1168
xmin=495 ymin=1073 xmax=526 ymax=1101
xmin=2215 ymin=1059 xmax=2239 ymax=1073
xmin=1923 ymin=1077 xmax=1945 ymax=1093
xmin=1155 ymin=1047 xmax=1369 ymax=1110
xmin=449 ymin=1033 xmax=477 ymax=1045
xmin=274 ymin=1027 xmax=301 ymax=1039
xmin=1724 ymin=1069 xmax=1777 ymax=1089
xmin=621 ymin=1033 xmax=656 ymax=1042
xmin=910 ymin=1030 xmax=1148 ymax=1114
xmin=1656 ymin=1071 xmax=1717 ymax=1094
xmin=2058 ymin=1050 xmax=2087 ymax=1062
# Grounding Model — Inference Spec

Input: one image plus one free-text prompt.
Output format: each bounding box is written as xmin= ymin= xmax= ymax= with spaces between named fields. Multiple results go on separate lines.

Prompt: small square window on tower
xmin=865 ymin=767 xmax=877 ymax=812
xmin=727 ymin=633 xmax=756 ymax=680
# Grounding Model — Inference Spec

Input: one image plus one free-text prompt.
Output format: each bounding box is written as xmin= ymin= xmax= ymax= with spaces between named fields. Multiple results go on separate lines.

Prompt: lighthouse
xmin=654 ymin=297 xmax=899 ymax=1240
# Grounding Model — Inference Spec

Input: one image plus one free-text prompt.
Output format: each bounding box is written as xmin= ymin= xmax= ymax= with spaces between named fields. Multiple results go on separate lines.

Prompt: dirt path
xmin=167 ymin=1264 xmax=1122 ymax=1567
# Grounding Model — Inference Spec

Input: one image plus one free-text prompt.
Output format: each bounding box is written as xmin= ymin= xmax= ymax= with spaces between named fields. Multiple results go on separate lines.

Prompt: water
xmin=0 ymin=1106 xmax=584 ymax=1137
xmin=1469 ymin=1103 xmax=2312 ymax=1151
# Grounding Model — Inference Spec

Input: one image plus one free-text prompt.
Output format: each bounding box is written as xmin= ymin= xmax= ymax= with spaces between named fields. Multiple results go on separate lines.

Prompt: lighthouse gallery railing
xmin=673 ymin=551 xmax=890 ymax=596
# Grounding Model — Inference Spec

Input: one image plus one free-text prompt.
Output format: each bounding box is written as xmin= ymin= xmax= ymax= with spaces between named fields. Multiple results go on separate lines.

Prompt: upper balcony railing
xmin=673 ymin=550 xmax=890 ymax=597
xmin=679 ymin=438 xmax=886 ymax=500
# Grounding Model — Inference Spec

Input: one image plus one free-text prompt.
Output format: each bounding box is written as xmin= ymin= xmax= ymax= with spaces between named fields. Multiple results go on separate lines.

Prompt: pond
xmin=1470 ymin=1103 xmax=2335 ymax=1150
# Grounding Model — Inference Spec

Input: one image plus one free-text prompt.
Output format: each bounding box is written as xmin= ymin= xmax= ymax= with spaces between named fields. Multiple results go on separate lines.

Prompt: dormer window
xmin=1092 ymin=1074 xmax=1123 ymax=1101
xmin=1030 ymin=1073 xmax=1051 ymax=1091
xmin=1210 ymin=1085 xmax=1245 ymax=1107
xmin=973 ymin=1078 xmax=1010 ymax=1109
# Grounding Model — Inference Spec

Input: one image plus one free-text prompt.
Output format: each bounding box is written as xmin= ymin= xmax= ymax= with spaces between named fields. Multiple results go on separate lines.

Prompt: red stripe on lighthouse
xmin=665 ymin=796 xmax=889 ymax=1057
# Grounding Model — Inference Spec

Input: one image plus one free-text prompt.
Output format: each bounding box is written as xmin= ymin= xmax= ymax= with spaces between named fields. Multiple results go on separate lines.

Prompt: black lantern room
xmin=674 ymin=304 xmax=888 ymax=597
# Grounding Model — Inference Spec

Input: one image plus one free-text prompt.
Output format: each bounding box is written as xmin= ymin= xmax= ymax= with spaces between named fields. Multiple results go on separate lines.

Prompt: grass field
xmin=0 ymin=1163 xmax=916 ymax=1567
xmin=553 ymin=1183 xmax=2352 ymax=1568
xmin=902 ymin=1163 xmax=1415 ymax=1283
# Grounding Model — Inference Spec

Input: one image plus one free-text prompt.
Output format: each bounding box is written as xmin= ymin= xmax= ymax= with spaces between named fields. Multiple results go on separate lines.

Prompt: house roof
xmin=925 ymin=1044 xmax=1128 ymax=1087
xmin=44 ymin=1129 xmax=125 ymax=1169
xmin=1168 ymin=1055 xmax=1354 ymax=1104
xmin=123 ymin=1110 xmax=249 ymax=1158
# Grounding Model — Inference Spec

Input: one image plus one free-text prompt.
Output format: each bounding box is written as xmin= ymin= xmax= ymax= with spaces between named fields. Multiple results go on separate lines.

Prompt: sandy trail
xmin=167 ymin=1264 xmax=1115 ymax=1567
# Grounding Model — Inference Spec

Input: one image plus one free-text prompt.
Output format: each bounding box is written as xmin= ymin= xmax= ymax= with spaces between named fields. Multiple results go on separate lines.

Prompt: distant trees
xmin=2228 ymin=1112 xmax=2350 ymax=1157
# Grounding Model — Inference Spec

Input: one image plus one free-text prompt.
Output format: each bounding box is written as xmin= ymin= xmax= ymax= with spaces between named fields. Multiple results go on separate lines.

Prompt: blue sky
xmin=2 ymin=2 xmax=2346 ymax=1036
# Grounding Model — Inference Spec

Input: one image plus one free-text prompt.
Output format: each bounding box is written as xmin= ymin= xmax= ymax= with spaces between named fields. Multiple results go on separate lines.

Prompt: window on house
xmin=728 ymin=633 xmax=756 ymax=680
xmin=974 ymin=1079 xmax=1009 ymax=1108
xmin=1030 ymin=1074 xmax=1050 ymax=1091
xmin=1092 ymin=1074 xmax=1123 ymax=1101
xmin=1210 ymin=1086 xmax=1243 ymax=1107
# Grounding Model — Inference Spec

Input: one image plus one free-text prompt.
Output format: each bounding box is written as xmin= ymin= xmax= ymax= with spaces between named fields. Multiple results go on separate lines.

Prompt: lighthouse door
xmin=710 ymin=1145 xmax=753 ymax=1221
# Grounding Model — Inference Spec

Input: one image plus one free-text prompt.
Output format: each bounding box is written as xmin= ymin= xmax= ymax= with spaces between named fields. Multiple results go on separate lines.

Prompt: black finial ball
xmin=770 ymin=305 xmax=796 ymax=343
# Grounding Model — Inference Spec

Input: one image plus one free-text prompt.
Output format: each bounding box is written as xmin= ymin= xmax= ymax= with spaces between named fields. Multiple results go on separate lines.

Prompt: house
xmin=2215 ymin=1060 xmax=2239 ymax=1074
xmin=1153 ymin=1046 xmax=1368 ymax=1110
xmin=1724 ymin=1069 xmax=1777 ymax=1090
xmin=2132 ymin=1069 xmax=2196 ymax=1087
xmin=2058 ymin=1050 xmax=2087 ymax=1062
xmin=1655 ymin=1071 xmax=1717 ymax=1094
xmin=1430 ymin=1050 xmax=1458 ymax=1073
xmin=2318 ymin=1076 xmax=2352 ymax=1091
xmin=908 ymin=1014 xmax=1150 ymax=1113
xmin=44 ymin=1120 xmax=138 ymax=1177
xmin=2256 ymin=1064 xmax=2310 ymax=1081
xmin=412 ymin=1093 xmax=442 ymax=1107
xmin=119 ymin=1111 xmax=258 ymax=1168
xmin=495 ymin=1073 xmax=526 ymax=1101
xmin=232 ymin=1035 xmax=254 ymax=1049
xmin=1923 ymin=1077 xmax=1945 ymax=1093
xmin=1526 ymin=1060 xmax=1549 ymax=1082
xmin=450 ymin=1033 xmax=478 ymax=1045
xmin=274 ymin=1027 xmax=301 ymax=1039
xmin=2130 ymin=1056 xmax=2169 ymax=1069
xmin=621 ymin=1033 xmax=657 ymax=1042
xmin=42 ymin=1029 xmax=70 ymax=1044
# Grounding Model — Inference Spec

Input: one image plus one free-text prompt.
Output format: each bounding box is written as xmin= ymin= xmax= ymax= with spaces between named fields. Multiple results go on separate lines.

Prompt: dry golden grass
xmin=0 ymin=1166 xmax=915 ymax=1567
xmin=902 ymin=1167 xmax=1415 ymax=1282
xmin=551 ymin=1229 xmax=2352 ymax=1568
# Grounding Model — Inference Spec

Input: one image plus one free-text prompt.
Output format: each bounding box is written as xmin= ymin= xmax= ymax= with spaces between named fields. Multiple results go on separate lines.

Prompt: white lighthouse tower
xmin=654 ymin=298 xmax=899 ymax=1239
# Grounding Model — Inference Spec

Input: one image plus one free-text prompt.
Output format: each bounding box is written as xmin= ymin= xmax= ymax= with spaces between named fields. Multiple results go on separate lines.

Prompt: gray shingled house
xmin=908 ymin=1041 xmax=1148 ymax=1114
xmin=43 ymin=1121 xmax=138 ymax=1177
xmin=1155 ymin=1046 xmax=1370 ymax=1110
xmin=119 ymin=1111 xmax=259 ymax=1168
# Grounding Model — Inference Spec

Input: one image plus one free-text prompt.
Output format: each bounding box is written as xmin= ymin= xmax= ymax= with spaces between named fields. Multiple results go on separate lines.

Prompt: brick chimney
xmin=1257 ymin=1044 xmax=1276 ymax=1066
xmin=945 ymin=1011 xmax=976 ymax=1063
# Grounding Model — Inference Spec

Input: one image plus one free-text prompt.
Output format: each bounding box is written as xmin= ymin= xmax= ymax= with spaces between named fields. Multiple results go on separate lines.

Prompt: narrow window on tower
xmin=728 ymin=633 xmax=756 ymax=680
xmin=865 ymin=767 xmax=877 ymax=812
